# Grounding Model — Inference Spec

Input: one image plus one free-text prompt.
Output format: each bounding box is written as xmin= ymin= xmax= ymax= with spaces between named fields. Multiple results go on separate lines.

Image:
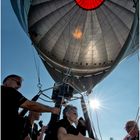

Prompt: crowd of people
xmin=1 ymin=74 xmax=139 ymax=140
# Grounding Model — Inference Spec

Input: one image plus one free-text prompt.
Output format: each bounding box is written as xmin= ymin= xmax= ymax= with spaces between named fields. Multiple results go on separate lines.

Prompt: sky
xmin=1 ymin=0 xmax=139 ymax=140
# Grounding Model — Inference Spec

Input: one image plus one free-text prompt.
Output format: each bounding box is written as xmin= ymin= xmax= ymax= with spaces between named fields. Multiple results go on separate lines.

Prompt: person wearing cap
xmin=1 ymin=74 xmax=60 ymax=140
xmin=123 ymin=120 xmax=139 ymax=140
xmin=45 ymin=105 xmax=93 ymax=140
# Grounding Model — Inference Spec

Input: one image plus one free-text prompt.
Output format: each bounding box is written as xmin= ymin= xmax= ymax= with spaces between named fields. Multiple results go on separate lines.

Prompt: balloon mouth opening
xmin=74 ymin=0 xmax=105 ymax=10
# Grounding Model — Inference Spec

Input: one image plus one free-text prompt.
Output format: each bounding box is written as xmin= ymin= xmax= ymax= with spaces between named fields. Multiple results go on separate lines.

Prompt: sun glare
xmin=89 ymin=99 xmax=101 ymax=110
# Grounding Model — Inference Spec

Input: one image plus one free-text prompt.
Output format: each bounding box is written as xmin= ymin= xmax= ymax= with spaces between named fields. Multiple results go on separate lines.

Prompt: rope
xmin=134 ymin=53 xmax=139 ymax=124
xmin=31 ymin=45 xmax=42 ymax=91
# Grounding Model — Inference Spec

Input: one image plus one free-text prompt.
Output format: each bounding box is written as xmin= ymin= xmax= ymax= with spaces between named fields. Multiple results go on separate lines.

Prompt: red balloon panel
xmin=75 ymin=0 xmax=104 ymax=10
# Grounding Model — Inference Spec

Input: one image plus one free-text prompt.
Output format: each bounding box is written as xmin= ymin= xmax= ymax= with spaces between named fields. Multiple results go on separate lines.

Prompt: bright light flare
xmin=72 ymin=27 xmax=82 ymax=39
xmin=89 ymin=99 xmax=101 ymax=110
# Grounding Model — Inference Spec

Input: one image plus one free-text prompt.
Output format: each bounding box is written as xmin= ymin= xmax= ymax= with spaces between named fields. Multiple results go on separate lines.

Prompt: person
xmin=123 ymin=120 xmax=139 ymax=140
xmin=19 ymin=111 xmax=47 ymax=140
xmin=1 ymin=74 xmax=60 ymax=140
xmin=48 ymin=105 xmax=94 ymax=140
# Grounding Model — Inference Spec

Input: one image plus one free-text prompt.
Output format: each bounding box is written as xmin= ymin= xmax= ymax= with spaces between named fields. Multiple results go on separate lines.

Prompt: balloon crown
xmin=75 ymin=0 xmax=105 ymax=10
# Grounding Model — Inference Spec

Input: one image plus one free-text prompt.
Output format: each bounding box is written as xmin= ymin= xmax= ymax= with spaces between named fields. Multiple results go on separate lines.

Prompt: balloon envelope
xmin=10 ymin=0 xmax=139 ymax=93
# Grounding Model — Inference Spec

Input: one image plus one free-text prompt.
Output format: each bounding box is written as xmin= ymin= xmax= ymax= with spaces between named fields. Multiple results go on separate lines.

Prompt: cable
xmin=39 ymin=97 xmax=54 ymax=103
xmin=95 ymin=111 xmax=103 ymax=140
xmin=86 ymin=97 xmax=98 ymax=139
xmin=31 ymin=47 xmax=41 ymax=84
xmin=41 ymin=92 xmax=53 ymax=100
xmin=87 ymin=94 xmax=103 ymax=140
xmin=31 ymin=45 xmax=44 ymax=92
xmin=135 ymin=106 xmax=139 ymax=123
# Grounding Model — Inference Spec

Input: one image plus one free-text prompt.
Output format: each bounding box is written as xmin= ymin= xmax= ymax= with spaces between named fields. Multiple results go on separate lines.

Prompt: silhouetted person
xmin=19 ymin=111 xmax=47 ymax=140
xmin=48 ymin=105 xmax=93 ymax=140
xmin=1 ymin=74 xmax=60 ymax=140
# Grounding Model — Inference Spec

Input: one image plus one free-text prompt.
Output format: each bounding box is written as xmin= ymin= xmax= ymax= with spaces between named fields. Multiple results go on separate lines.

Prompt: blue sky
xmin=1 ymin=0 xmax=139 ymax=140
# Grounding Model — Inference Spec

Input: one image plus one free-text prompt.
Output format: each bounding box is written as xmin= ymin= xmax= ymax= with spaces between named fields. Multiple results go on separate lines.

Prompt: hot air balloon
xmin=10 ymin=0 xmax=138 ymax=93
xmin=10 ymin=0 xmax=139 ymax=139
